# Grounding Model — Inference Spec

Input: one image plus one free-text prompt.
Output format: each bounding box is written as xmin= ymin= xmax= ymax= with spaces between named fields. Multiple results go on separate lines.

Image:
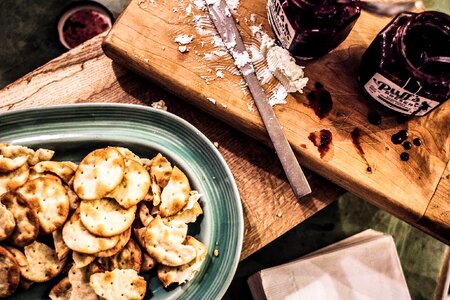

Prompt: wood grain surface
xmin=102 ymin=0 xmax=450 ymax=244
xmin=0 ymin=33 xmax=345 ymax=259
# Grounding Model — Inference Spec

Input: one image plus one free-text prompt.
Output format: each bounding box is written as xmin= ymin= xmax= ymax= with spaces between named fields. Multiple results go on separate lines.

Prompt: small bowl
xmin=57 ymin=1 xmax=113 ymax=50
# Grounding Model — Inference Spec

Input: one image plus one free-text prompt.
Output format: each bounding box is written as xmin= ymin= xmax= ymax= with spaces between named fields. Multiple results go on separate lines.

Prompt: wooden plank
xmin=0 ymin=33 xmax=344 ymax=259
xmin=102 ymin=0 xmax=450 ymax=243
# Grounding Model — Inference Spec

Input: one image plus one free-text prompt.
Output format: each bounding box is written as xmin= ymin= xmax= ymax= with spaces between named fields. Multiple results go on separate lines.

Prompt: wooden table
xmin=0 ymin=33 xmax=345 ymax=259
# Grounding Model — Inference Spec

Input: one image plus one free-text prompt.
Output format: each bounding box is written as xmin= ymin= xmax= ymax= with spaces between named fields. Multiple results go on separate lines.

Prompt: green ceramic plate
xmin=0 ymin=103 xmax=243 ymax=300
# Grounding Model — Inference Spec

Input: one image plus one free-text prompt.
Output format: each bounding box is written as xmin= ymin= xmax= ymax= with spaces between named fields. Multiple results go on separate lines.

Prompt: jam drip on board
xmin=308 ymin=129 xmax=333 ymax=160
xmin=390 ymin=129 xmax=422 ymax=161
xmin=307 ymin=82 xmax=333 ymax=119
xmin=350 ymin=128 xmax=372 ymax=172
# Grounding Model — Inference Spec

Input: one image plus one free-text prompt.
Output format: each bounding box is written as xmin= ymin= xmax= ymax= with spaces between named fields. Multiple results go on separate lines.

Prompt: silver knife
xmin=207 ymin=0 xmax=312 ymax=198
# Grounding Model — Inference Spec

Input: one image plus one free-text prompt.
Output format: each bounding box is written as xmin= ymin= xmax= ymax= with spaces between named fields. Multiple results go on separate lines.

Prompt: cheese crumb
xmin=185 ymin=3 xmax=192 ymax=16
xmin=276 ymin=212 xmax=282 ymax=218
xmin=213 ymin=142 xmax=219 ymax=148
xmin=232 ymin=51 xmax=251 ymax=68
xmin=151 ymin=100 xmax=168 ymax=111
xmin=178 ymin=45 xmax=189 ymax=53
xmin=216 ymin=70 xmax=225 ymax=78
xmin=207 ymin=97 xmax=217 ymax=104
xmin=175 ymin=34 xmax=195 ymax=45
xmin=213 ymin=249 xmax=219 ymax=256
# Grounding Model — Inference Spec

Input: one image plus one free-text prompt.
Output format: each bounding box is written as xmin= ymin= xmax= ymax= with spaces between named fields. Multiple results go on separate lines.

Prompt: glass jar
xmin=359 ymin=11 xmax=450 ymax=117
xmin=267 ymin=0 xmax=361 ymax=59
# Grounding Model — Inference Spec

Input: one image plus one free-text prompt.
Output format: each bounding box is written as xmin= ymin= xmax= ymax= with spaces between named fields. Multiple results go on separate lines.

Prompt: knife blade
xmin=207 ymin=0 xmax=312 ymax=198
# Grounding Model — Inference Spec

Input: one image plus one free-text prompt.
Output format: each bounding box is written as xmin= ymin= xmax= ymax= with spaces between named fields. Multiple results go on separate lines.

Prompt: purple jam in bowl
xmin=358 ymin=11 xmax=450 ymax=117
xmin=268 ymin=0 xmax=360 ymax=59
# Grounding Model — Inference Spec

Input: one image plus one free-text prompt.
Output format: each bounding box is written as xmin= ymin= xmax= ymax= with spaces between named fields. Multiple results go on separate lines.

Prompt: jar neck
xmin=396 ymin=11 xmax=450 ymax=84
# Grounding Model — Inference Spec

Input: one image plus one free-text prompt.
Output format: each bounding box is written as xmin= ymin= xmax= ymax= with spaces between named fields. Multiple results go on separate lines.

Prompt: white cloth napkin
xmin=248 ymin=229 xmax=411 ymax=300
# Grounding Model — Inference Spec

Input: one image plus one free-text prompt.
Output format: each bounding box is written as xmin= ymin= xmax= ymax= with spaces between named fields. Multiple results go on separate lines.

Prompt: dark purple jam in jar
xmin=267 ymin=0 xmax=361 ymax=59
xmin=359 ymin=11 xmax=450 ymax=117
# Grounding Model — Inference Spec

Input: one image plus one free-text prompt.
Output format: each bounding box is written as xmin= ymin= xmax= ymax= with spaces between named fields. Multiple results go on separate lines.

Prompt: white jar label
xmin=364 ymin=73 xmax=440 ymax=116
xmin=267 ymin=0 xmax=295 ymax=49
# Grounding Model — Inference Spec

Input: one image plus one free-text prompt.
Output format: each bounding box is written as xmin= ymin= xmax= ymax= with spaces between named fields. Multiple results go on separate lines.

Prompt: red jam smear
xmin=63 ymin=9 xmax=111 ymax=49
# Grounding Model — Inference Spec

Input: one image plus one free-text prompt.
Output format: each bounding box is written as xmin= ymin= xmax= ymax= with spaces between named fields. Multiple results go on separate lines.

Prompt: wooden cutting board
xmin=103 ymin=0 xmax=450 ymax=243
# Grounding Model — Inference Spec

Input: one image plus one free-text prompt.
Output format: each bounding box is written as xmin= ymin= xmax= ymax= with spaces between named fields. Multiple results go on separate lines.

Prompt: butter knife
xmin=207 ymin=0 xmax=312 ymax=198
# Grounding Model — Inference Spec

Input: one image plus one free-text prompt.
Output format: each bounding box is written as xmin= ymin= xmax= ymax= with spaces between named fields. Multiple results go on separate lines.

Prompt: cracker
xmin=53 ymin=227 xmax=71 ymax=261
xmin=138 ymin=202 xmax=154 ymax=227
xmin=32 ymin=161 xmax=75 ymax=184
xmin=150 ymin=175 xmax=161 ymax=206
xmin=62 ymin=161 xmax=78 ymax=171
xmin=68 ymin=265 xmax=98 ymax=300
xmin=28 ymin=148 xmax=55 ymax=165
xmin=113 ymin=147 xmax=141 ymax=161
xmin=0 ymin=245 xmax=20 ymax=298
xmin=134 ymin=227 xmax=147 ymax=249
xmin=165 ymin=201 xmax=203 ymax=224
xmin=107 ymin=158 xmax=150 ymax=209
xmin=18 ymin=177 xmax=70 ymax=234
xmin=21 ymin=241 xmax=67 ymax=282
xmin=1 ymin=191 xmax=39 ymax=247
xmin=73 ymin=148 xmax=125 ymax=200
xmin=150 ymin=153 xmax=173 ymax=188
xmin=80 ymin=198 xmax=136 ymax=237
xmin=95 ymin=227 xmax=132 ymax=258
xmin=72 ymin=252 xmax=96 ymax=269
xmin=158 ymin=236 xmax=208 ymax=287
xmin=62 ymin=209 xmax=120 ymax=254
xmin=0 ymin=202 xmax=15 ymax=241
xmin=0 ymin=155 xmax=28 ymax=173
xmin=140 ymin=253 xmax=156 ymax=273
xmin=89 ymin=269 xmax=147 ymax=300
xmin=143 ymin=215 xmax=196 ymax=266
xmin=159 ymin=166 xmax=191 ymax=217
xmin=0 ymin=163 xmax=30 ymax=195
xmin=91 ymin=239 xmax=142 ymax=275
xmin=49 ymin=276 xmax=72 ymax=300
xmin=65 ymin=184 xmax=80 ymax=211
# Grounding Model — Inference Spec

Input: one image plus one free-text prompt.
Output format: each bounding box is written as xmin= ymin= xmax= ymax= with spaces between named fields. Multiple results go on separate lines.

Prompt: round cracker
xmin=95 ymin=226 xmax=132 ymax=258
xmin=72 ymin=252 xmax=96 ymax=269
xmin=62 ymin=210 xmax=120 ymax=254
xmin=96 ymin=239 xmax=142 ymax=273
xmin=80 ymin=198 xmax=136 ymax=237
xmin=32 ymin=161 xmax=75 ymax=184
xmin=107 ymin=158 xmax=151 ymax=209
xmin=89 ymin=269 xmax=147 ymax=300
xmin=150 ymin=153 xmax=172 ymax=188
xmin=157 ymin=236 xmax=208 ymax=287
xmin=140 ymin=253 xmax=156 ymax=273
xmin=0 ymin=163 xmax=30 ymax=195
xmin=112 ymin=147 xmax=141 ymax=161
xmin=49 ymin=276 xmax=72 ymax=300
xmin=0 ymin=202 xmax=15 ymax=241
xmin=1 ymin=191 xmax=39 ymax=247
xmin=73 ymin=148 xmax=125 ymax=200
xmin=143 ymin=216 xmax=196 ymax=267
xmin=160 ymin=166 xmax=191 ymax=217
xmin=21 ymin=241 xmax=67 ymax=282
xmin=0 ymin=245 xmax=20 ymax=298
xmin=138 ymin=202 xmax=154 ymax=227
xmin=18 ymin=177 xmax=70 ymax=234
xmin=0 ymin=155 xmax=28 ymax=173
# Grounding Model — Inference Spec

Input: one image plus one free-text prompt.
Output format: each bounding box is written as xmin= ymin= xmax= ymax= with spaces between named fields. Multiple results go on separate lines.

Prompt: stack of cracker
xmin=0 ymin=145 xmax=207 ymax=299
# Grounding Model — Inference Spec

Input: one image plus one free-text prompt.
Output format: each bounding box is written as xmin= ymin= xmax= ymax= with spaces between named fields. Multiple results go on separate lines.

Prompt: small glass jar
xmin=267 ymin=0 xmax=361 ymax=59
xmin=358 ymin=11 xmax=450 ymax=117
